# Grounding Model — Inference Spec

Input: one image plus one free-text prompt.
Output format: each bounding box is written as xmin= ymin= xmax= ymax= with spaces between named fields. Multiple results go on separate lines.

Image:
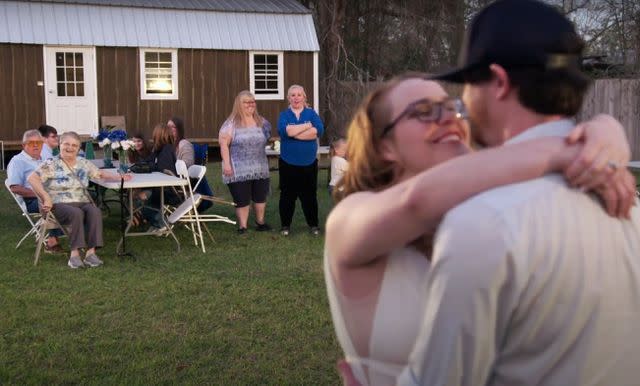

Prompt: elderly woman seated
xmin=28 ymin=131 xmax=131 ymax=269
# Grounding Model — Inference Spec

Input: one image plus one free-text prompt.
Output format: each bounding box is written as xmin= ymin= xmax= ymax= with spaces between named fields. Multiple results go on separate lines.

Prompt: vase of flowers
xmin=96 ymin=126 xmax=134 ymax=172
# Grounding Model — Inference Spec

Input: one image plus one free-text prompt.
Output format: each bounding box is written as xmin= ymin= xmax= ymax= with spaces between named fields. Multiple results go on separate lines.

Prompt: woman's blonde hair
xmin=287 ymin=84 xmax=310 ymax=108
xmin=151 ymin=123 xmax=174 ymax=152
xmin=334 ymin=73 xmax=428 ymax=202
xmin=227 ymin=90 xmax=265 ymax=128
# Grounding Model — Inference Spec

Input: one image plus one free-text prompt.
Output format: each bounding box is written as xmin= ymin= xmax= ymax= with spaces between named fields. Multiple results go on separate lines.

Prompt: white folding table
xmin=92 ymin=170 xmax=188 ymax=254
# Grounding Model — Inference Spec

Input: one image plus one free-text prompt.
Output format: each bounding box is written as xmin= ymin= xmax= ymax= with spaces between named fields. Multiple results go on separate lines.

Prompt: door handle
xmin=48 ymin=90 xmax=55 ymax=94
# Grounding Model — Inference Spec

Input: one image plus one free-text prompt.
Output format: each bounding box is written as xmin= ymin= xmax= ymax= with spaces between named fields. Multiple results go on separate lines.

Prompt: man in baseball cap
xmin=394 ymin=0 xmax=640 ymax=385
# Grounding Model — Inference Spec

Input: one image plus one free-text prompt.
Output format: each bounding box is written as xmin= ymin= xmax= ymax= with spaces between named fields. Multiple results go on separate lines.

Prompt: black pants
xmin=278 ymin=158 xmax=318 ymax=228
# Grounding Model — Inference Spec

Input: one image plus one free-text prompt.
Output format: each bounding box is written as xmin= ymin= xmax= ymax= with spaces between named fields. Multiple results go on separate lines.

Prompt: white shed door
xmin=44 ymin=47 xmax=98 ymax=135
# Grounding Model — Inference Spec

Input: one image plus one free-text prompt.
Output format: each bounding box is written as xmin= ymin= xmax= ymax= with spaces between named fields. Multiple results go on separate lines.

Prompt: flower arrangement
xmin=95 ymin=126 xmax=134 ymax=171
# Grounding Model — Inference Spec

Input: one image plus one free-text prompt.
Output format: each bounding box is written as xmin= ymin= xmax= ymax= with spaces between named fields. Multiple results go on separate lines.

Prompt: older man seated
xmin=7 ymin=129 xmax=63 ymax=253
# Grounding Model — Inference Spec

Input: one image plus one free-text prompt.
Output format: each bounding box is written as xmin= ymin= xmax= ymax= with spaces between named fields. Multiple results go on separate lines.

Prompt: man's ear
xmin=489 ymin=64 xmax=512 ymax=100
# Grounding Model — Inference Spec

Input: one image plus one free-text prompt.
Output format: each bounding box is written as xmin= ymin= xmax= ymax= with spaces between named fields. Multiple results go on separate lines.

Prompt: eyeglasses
xmin=25 ymin=140 xmax=43 ymax=147
xmin=381 ymin=97 xmax=467 ymax=137
xmin=61 ymin=142 xmax=80 ymax=149
xmin=243 ymin=100 xmax=256 ymax=104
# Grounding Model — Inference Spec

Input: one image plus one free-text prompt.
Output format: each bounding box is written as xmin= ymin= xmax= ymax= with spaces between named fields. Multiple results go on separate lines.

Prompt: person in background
xmin=169 ymin=116 xmax=214 ymax=212
xmin=141 ymin=123 xmax=180 ymax=232
xmin=219 ymin=90 xmax=273 ymax=234
xmin=277 ymin=84 xmax=325 ymax=236
xmin=7 ymin=129 xmax=63 ymax=253
xmin=28 ymin=131 xmax=131 ymax=268
xmin=38 ymin=125 xmax=59 ymax=160
xmin=329 ymin=138 xmax=348 ymax=195
xmin=168 ymin=117 xmax=195 ymax=168
xmin=128 ymin=132 xmax=153 ymax=164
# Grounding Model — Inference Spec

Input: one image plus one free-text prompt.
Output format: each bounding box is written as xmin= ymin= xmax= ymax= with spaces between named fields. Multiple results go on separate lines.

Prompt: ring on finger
xmin=607 ymin=160 xmax=619 ymax=171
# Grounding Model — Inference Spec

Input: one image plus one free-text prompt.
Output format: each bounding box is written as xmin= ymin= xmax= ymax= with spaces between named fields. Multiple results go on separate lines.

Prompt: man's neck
xmin=498 ymin=103 xmax=565 ymax=142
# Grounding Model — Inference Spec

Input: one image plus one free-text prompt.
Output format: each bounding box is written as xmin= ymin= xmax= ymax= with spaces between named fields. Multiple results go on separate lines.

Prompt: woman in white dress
xmin=324 ymin=74 xmax=634 ymax=386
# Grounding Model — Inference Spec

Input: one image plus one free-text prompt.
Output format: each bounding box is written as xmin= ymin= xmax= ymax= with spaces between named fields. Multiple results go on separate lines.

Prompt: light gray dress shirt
xmin=398 ymin=119 xmax=640 ymax=386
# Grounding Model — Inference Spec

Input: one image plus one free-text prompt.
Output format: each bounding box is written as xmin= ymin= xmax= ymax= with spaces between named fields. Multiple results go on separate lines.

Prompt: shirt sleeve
xmin=309 ymin=109 xmax=325 ymax=137
xmin=84 ymin=159 xmax=101 ymax=180
xmin=262 ymin=119 xmax=272 ymax=140
xmin=278 ymin=110 xmax=289 ymax=138
xmin=6 ymin=158 xmax=24 ymax=186
xmin=35 ymin=160 xmax=55 ymax=184
xmin=397 ymin=203 xmax=516 ymax=386
xmin=219 ymin=119 xmax=234 ymax=141
xmin=179 ymin=140 xmax=195 ymax=168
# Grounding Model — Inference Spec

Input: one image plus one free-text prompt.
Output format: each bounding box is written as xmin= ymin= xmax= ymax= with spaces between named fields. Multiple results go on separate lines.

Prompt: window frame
xmin=249 ymin=51 xmax=284 ymax=100
xmin=139 ymin=48 xmax=179 ymax=100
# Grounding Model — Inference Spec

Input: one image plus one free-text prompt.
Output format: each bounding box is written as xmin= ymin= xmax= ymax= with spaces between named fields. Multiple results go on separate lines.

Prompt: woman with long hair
xmin=168 ymin=116 xmax=195 ymax=168
xmin=324 ymin=74 xmax=633 ymax=385
xmin=219 ymin=90 xmax=273 ymax=234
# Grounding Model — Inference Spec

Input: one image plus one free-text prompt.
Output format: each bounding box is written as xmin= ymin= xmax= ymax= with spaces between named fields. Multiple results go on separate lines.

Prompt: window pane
xmin=159 ymin=62 xmax=171 ymax=68
xmin=66 ymin=83 xmax=75 ymax=97
xmin=255 ymin=90 xmax=271 ymax=94
xmin=75 ymin=52 xmax=83 ymax=67
xmin=266 ymin=55 xmax=277 ymax=64
xmin=66 ymin=68 xmax=75 ymax=82
xmin=267 ymin=80 xmax=277 ymax=89
xmin=56 ymin=53 xmax=64 ymax=67
xmin=76 ymin=69 xmax=84 ymax=82
xmin=254 ymin=55 xmax=266 ymax=64
xmin=145 ymin=62 xmax=159 ymax=69
xmin=159 ymin=52 xmax=171 ymax=62
xmin=76 ymin=82 xmax=84 ymax=96
xmin=57 ymin=82 xmax=65 ymax=96
xmin=56 ymin=68 xmax=65 ymax=82
xmin=145 ymin=52 xmax=157 ymax=62
xmin=256 ymin=80 xmax=266 ymax=89
xmin=65 ymin=52 xmax=74 ymax=66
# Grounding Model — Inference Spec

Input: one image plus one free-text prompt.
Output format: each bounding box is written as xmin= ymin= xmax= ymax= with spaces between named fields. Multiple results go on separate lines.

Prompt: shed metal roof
xmin=29 ymin=0 xmax=312 ymax=14
xmin=0 ymin=0 xmax=319 ymax=51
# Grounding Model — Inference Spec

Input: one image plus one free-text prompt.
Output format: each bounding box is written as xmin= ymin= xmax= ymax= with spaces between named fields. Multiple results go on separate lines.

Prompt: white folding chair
xmin=166 ymin=160 xmax=207 ymax=252
xmin=5 ymin=179 xmax=44 ymax=249
xmin=33 ymin=210 xmax=67 ymax=266
xmin=187 ymin=164 xmax=236 ymax=224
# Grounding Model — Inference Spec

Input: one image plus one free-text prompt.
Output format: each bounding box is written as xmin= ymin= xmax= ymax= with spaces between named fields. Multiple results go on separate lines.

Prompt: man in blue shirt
xmin=38 ymin=124 xmax=59 ymax=160
xmin=7 ymin=129 xmax=63 ymax=253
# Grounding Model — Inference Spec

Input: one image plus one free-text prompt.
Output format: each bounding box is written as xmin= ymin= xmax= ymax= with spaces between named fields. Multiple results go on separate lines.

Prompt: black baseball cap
xmin=431 ymin=0 xmax=584 ymax=83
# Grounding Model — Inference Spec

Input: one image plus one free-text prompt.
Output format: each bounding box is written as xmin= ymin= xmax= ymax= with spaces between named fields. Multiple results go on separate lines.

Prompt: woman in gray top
xmin=219 ymin=91 xmax=272 ymax=234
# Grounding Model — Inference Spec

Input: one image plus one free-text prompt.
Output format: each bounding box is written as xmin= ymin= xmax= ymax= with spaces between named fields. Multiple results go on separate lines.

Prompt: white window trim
xmin=249 ymin=51 xmax=284 ymax=100
xmin=139 ymin=48 xmax=179 ymax=100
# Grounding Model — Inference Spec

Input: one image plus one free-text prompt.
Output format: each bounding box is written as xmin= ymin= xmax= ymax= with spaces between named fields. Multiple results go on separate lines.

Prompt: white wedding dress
xmin=324 ymin=246 xmax=430 ymax=385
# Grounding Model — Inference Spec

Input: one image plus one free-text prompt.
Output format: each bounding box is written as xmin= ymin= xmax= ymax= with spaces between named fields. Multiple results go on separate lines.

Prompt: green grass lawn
xmin=0 ymin=165 xmax=341 ymax=384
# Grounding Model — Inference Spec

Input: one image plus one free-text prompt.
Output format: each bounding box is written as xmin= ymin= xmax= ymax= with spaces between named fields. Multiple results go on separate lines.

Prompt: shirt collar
xmin=21 ymin=150 xmax=41 ymax=161
xmin=505 ymin=119 xmax=575 ymax=145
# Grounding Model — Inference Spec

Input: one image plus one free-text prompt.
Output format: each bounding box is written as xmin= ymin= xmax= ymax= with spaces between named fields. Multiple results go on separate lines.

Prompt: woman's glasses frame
xmin=381 ymin=97 xmax=467 ymax=138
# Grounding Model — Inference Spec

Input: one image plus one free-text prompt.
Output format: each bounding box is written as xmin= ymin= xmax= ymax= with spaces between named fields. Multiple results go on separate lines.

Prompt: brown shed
xmin=0 ymin=0 xmax=320 ymax=146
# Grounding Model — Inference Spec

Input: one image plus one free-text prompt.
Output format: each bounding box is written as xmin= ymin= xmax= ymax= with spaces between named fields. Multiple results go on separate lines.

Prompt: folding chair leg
xmin=17 ymin=225 xmax=39 ymax=249
xmin=33 ymin=215 xmax=49 ymax=266
xmin=202 ymin=223 xmax=215 ymax=242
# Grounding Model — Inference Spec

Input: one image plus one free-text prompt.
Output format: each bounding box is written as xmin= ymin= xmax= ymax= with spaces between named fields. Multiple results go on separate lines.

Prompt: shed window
xmin=55 ymin=51 xmax=85 ymax=97
xmin=140 ymin=49 xmax=178 ymax=100
xmin=249 ymin=52 xmax=283 ymax=100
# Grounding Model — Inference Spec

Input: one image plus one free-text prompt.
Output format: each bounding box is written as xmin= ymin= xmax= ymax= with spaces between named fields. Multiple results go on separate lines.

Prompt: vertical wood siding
xmin=0 ymin=44 xmax=45 ymax=140
xmin=577 ymin=79 xmax=640 ymax=160
xmin=97 ymin=47 xmax=314 ymax=141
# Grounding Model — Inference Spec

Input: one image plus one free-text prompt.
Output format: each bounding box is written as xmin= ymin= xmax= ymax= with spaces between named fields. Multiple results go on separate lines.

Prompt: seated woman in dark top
xmin=141 ymin=123 xmax=180 ymax=230
xmin=129 ymin=132 xmax=153 ymax=164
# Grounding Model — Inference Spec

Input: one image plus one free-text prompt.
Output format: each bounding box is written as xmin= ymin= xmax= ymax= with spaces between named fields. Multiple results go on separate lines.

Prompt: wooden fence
xmin=577 ymin=79 xmax=640 ymax=160
xmin=333 ymin=79 xmax=640 ymax=159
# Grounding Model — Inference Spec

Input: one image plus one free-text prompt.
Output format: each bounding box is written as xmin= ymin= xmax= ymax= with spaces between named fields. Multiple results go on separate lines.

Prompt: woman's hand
xmin=223 ymin=162 xmax=233 ymax=177
xmin=122 ymin=173 xmax=133 ymax=181
xmin=562 ymin=115 xmax=635 ymax=217
xmin=564 ymin=114 xmax=631 ymax=189
xmin=41 ymin=195 xmax=53 ymax=213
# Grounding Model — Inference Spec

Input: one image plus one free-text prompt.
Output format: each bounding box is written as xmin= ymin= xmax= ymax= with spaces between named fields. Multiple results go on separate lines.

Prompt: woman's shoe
xmin=255 ymin=222 xmax=272 ymax=232
xmin=237 ymin=227 xmax=248 ymax=235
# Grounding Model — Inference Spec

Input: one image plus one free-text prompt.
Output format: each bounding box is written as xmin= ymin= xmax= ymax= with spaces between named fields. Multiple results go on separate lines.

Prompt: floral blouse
xmin=35 ymin=157 xmax=101 ymax=204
